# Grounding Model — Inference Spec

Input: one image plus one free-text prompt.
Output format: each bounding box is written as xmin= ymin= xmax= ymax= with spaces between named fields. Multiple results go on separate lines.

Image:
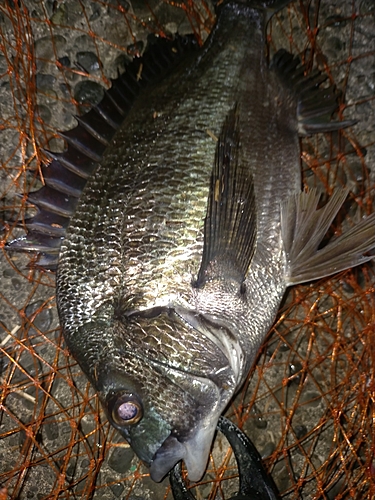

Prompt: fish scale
xmin=58 ymin=6 xmax=270 ymax=322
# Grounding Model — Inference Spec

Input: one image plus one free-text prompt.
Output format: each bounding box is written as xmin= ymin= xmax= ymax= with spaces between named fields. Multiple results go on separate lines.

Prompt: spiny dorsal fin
xmin=6 ymin=35 xmax=199 ymax=270
xmin=195 ymin=105 xmax=256 ymax=289
xmin=282 ymin=188 xmax=375 ymax=285
xmin=271 ymin=49 xmax=356 ymax=135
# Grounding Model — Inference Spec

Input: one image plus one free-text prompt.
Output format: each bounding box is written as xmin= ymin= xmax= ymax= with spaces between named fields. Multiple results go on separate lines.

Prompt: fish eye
xmin=108 ymin=393 xmax=143 ymax=426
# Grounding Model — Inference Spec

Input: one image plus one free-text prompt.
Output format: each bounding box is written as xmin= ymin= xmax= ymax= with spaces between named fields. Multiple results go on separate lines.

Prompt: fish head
xmin=92 ymin=308 xmax=238 ymax=482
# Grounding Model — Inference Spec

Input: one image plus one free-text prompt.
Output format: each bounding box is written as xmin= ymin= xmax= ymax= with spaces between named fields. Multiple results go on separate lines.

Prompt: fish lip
xmin=149 ymin=414 xmax=220 ymax=483
xmin=149 ymin=434 xmax=184 ymax=482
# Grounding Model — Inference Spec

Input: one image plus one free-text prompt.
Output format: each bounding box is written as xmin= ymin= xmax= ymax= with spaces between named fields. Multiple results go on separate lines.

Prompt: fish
xmin=6 ymin=0 xmax=375 ymax=485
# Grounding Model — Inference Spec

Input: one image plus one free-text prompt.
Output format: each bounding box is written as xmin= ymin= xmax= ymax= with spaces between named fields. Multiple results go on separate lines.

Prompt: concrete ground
xmin=0 ymin=0 xmax=374 ymax=498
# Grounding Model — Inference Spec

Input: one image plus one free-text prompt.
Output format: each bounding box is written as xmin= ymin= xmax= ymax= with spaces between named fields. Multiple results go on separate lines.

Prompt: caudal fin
xmin=282 ymin=189 xmax=375 ymax=285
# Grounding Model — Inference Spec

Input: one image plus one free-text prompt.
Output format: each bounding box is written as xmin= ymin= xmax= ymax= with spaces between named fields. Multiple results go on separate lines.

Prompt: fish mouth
xmin=149 ymin=416 xmax=219 ymax=482
xmin=144 ymin=356 xmax=229 ymax=482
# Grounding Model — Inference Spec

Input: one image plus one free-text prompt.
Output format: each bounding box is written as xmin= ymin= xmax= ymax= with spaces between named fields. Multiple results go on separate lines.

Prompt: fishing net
xmin=0 ymin=0 xmax=374 ymax=498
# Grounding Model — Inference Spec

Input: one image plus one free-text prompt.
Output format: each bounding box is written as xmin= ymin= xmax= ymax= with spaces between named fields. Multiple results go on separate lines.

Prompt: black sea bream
xmin=9 ymin=0 xmax=375 ymax=483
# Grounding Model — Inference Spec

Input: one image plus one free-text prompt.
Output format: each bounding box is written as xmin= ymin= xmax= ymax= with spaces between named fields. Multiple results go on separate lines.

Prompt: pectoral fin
xmin=282 ymin=189 xmax=375 ymax=285
xmin=195 ymin=106 xmax=257 ymax=288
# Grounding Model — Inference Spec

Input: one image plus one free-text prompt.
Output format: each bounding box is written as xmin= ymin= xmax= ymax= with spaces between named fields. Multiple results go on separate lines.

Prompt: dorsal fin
xmin=195 ymin=106 xmax=257 ymax=289
xmin=6 ymin=35 xmax=198 ymax=270
xmin=270 ymin=49 xmax=356 ymax=135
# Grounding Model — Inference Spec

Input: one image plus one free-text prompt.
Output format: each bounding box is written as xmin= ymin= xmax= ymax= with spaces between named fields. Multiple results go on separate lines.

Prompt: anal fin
xmin=195 ymin=106 xmax=256 ymax=289
xmin=282 ymin=189 xmax=375 ymax=285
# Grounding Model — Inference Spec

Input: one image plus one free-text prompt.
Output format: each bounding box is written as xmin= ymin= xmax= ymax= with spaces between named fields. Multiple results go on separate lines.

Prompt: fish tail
xmin=282 ymin=189 xmax=375 ymax=285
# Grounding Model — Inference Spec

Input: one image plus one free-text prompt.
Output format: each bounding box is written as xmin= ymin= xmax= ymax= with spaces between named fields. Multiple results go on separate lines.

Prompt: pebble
xmin=108 ymin=479 xmax=124 ymax=498
xmin=76 ymin=51 xmax=101 ymax=73
xmin=36 ymin=104 xmax=52 ymax=124
xmin=36 ymin=73 xmax=57 ymax=92
xmin=341 ymin=279 xmax=355 ymax=294
xmin=107 ymin=0 xmax=130 ymax=16
xmin=254 ymin=413 xmax=268 ymax=430
xmin=114 ymin=53 xmax=131 ymax=74
xmin=44 ymin=420 xmax=60 ymax=441
xmin=108 ymin=445 xmax=134 ymax=474
xmin=89 ymin=3 xmax=102 ymax=22
xmin=19 ymin=428 xmax=42 ymax=455
xmin=35 ymin=35 xmax=66 ymax=69
xmin=74 ymin=80 xmax=105 ymax=112
xmin=2 ymin=267 xmax=15 ymax=279
xmin=0 ymin=55 xmax=7 ymax=74
xmin=347 ymin=160 xmax=370 ymax=184
xmin=11 ymin=278 xmax=22 ymax=291
xmin=59 ymin=82 xmax=71 ymax=97
xmin=325 ymin=16 xmax=348 ymax=28
xmin=248 ymin=404 xmax=268 ymax=430
xmin=50 ymin=3 xmax=67 ymax=25
xmin=12 ymin=353 xmax=37 ymax=382
xmin=300 ymin=391 xmax=322 ymax=408
xmin=50 ymin=1 xmax=85 ymax=26
xmin=58 ymin=56 xmax=71 ymax=68
xmin=261 ymin=441 xmax=275 ymax=459
xmin=279 ymin=341 xmax=290 ymax=352
xmin=127 ymin=41 xmax=144 ymax=57
xmin=288 ymin=361 xmax=303 ymax=384
xmin=294 ymin=424 xmax=308 ymax=440
xmin=25 ymin=300 xmax=54 ymax=332
xmin=66 ymin=463 xmax=76 ymax=479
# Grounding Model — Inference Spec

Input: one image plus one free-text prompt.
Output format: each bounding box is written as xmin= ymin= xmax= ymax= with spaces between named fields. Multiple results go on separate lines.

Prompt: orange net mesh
xmin=0 ymin=1 xmax=374 ymax=499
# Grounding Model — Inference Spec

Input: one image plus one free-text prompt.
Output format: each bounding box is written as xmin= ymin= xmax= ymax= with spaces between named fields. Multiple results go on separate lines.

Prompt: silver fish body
xmin=56 ymin=0 xmax=375 ymax=482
